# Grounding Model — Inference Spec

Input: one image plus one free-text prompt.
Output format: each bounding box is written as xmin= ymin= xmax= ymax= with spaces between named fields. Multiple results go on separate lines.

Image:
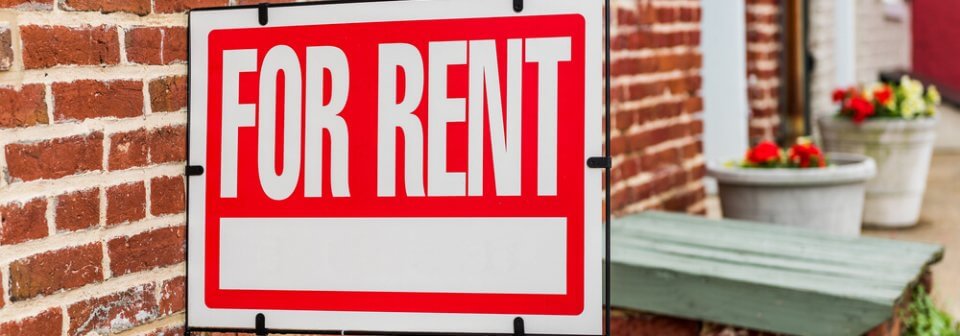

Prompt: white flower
xmin=900 ymin=76 xmax=924 ymax=100
xmin=927 ymin=85 xmax=942 ymax=105
xmin=901 ymin=96 xmax=926 ymax=119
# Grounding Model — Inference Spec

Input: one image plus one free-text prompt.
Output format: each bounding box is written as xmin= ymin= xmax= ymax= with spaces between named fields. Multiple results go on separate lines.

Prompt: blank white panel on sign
xmin=219 ymin=217 xmax=567 ymax=294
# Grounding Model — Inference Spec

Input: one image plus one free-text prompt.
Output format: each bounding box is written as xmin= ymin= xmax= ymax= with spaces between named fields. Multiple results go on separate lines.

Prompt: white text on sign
xmin=220 ymin=38 xmax=572 ymax=200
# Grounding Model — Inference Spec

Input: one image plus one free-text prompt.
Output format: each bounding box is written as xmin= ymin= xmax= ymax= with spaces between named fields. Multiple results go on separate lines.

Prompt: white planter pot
xmin=707 ymin=153 xmax=876 ymax=237
xmin=818 ymin=117 xmax=937 ymax=228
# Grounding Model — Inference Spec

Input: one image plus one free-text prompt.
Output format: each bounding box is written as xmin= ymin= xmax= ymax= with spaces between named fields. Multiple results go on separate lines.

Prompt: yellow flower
xmin=900 ymin=76 xmax=924 ymax=100
xmin=902 ymin=96 xmax=925 ymax=119
xmin=927 ymin=85 xmax=942 ymax=105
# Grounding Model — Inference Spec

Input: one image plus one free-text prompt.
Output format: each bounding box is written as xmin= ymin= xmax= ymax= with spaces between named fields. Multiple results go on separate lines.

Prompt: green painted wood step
xmin=610 ymin=211 xmax=944 ymax=336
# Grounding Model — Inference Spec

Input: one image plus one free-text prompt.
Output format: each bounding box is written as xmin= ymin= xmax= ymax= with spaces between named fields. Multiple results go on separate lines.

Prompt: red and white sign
xmin=187 ymin=0 xmax=602 ymax=334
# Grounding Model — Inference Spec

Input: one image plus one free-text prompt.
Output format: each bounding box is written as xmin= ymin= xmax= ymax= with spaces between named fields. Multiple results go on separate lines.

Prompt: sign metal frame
xmin=184 ymin=1 xmax=612 ymax=334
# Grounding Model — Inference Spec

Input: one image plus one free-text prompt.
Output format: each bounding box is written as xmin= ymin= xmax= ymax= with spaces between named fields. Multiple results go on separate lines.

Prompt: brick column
xmin=610 ymin=0 xmax=706 ymax=216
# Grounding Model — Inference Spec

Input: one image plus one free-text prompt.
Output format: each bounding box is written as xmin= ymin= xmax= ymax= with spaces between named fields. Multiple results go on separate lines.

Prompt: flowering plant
xmin=833 ymin=76 xmax=941 ymax=124
xmin=740 ymin=137 xmax=827 ymax=169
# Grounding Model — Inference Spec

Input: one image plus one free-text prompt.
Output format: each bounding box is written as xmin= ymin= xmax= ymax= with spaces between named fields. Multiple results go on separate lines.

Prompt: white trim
xmin=834 ymin=0 xmax=857 ymax=87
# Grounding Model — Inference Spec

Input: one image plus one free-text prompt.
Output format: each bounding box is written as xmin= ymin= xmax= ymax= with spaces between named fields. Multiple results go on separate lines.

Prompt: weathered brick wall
xmin=0 ymin=0 xmax=198 ymax=335
xmin=855 ymin=0 xmax=910 ymax=85
xmin=610 ymin=0 xmax=706 ymax=216
xmin=745 ymin=0 xmax=781 ymax=143
xmin=807 ymin=0 xmax=838 ymax=121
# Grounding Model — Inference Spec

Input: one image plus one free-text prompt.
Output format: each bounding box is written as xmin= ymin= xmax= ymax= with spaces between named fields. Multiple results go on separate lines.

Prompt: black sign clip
xmin=255 ymin=313 xmax=267 ymax=336
xmin=186 ymin=165 xmax=205 ymax=176
xmin=587 ymin=156 xmax=612 ymax=169
xmin=258 ymin=3 xmax=269 ymax=26
xmin=513 ymin=0 xmax=523 ymax=12
xmin=513 ymin=317 xmax=525 ymax=336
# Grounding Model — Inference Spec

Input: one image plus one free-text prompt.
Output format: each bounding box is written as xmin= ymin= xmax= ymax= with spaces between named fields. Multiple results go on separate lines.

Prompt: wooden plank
xmin=620 ymin=212 xmax=943 ymax=258
xmin=610 ymin=211 xmax=945 ymax=336
xmin=612 ymin=245 xmax=904 ymax=306
xmin=611 ymin=262 xmax=891 ymax=336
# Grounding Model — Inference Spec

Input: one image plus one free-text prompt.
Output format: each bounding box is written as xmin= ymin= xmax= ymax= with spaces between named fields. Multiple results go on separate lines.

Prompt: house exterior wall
xmin=913 ymin=0 xmax=960 ymax=94
xmin=610 ymin=0 xmax=706 ymax=216
xmin=855 ymin=0 xmax=910 ymax=84
xmin=808 ymin=0 xmax=912 ymax=122
xmin=0 ymin=0 xmax=197 ymax=334
xmin=745 ymin=0 xmax=782 ymax=143
xmin=807 ymin=0 xmax=839 ymax=121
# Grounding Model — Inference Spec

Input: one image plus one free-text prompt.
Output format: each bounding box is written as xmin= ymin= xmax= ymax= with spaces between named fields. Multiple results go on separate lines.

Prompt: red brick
xmin=21 ymin=25 xmax=119 ymax=69
xmin=108 ymin=226 xmax=185 ymax=276
xmin=56 ymin=188 xmax=100 ymax=232
xmin=8 ymin=243 xmax=103 ymax=301
xmin=125 ymin=27 xmax=162 ymax=64
xmin=149 ymin=75 xmax=186 ymax=112
xmin=5 ymin=132 xmax=103 ymax=182
xmin=154 ymin=0 xmax=227 ymax=13
xmin=53 ymin=80 xmax=143 ymax=121
xmin=159 ymin=276 xmax=185 ymax=316
xmin=62 ymin=0 xmax=150 ymax=15
xmin=0 ymin=198 xmax=47 ymax=245
xmin=68 ymin=283 xmax=158 ymax=335
xmin=0 ymin=84 xmax=48 ymax=128
xmin=149 ymin=125 xmax=186 ymax=163
xmin=0 ymin=0 xmax=52 ymax=10
xmin=0 ymin=308 xmax=62 ymax=336
xmin=0 ymin=26 xmax=11 ymax=71
xmin=610 ymin=309 xmax=700 ymax=336
xmin=236 ymin=0 xmax=295 ymax=4
xmin=151 ymin=175 xmax=184 ymax=216
xmin=162 ymin=26 xmax=187 ymax=64
xmin=106 ymin=182 xmax=146 ymax=225
xmin=144 ymin=325 xmax=186 ymax=336
xmin=126 ymin=26 xmax=186 ymax=65
xmin=109 ymin=129 xmax=148 ymax=170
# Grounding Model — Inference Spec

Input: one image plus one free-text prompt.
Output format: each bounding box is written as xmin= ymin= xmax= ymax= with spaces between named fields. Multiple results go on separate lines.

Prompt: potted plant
xmin=708 ymin=138 xmax=876 ymax=236
xmin=818 ymin=76 xmax=941 ymax=228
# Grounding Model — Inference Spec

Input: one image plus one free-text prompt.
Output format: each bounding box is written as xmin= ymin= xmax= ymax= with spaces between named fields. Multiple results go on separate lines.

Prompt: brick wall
xmin=808 ymin=0 xmax=912 ymax=123
xmin=0 ymin=0 xmax=199 ymax=334
xmin=807 ymin=0 xmax=838 ymax=122
xmin=610 ymin=0 xmax=706 ymax=216
xmin=855 ymin=0 xmax=910 ymax=85
xmin=745 ymin=0 xmax=781 ymax=143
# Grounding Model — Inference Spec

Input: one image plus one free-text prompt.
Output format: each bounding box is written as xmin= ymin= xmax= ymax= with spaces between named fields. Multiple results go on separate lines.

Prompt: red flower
xmin=874 ymin=85 xmax=893 ymax=105
xmin=832 ymin=88 xmax=847 ymax=102
xmin=847 ymin=96 xmax=876 ymax=124
xmin=788 ymin=141 xmax=827 ymax=168
xmin=746 ymin=141 xmax=781 ymax=165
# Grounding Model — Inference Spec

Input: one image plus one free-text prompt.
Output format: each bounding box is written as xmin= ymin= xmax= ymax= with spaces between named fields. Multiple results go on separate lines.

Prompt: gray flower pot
xmin=708 ymin=153 xmax=877 ymax=237
xmin=818 ymin=116 xmax=937 ymax=228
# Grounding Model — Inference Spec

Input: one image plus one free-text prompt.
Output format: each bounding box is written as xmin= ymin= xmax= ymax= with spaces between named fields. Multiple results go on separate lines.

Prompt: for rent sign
xmin=187 ymin=0 xmax=602 ymax=334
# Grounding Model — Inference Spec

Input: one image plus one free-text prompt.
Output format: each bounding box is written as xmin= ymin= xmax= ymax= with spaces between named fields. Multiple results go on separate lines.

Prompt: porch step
xmin=610 ymin=211 xmax=944 ymax=336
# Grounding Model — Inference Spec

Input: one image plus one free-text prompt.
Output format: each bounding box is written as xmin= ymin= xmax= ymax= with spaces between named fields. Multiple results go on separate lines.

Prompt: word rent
xmin=220 ymin=38 xmax=572 ymax=200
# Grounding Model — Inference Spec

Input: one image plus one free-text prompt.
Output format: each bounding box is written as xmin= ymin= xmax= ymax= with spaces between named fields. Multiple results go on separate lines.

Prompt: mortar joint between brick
xmin=61 ymin=304 xmax=68 ymax=336
xmin=45 ymin=195 xmax=56 ymax=237
xmin=145 ymin=178 xmax=153 ymax=220
xmin=102 ymin=235 xmax=113 ymax=279
xmin=118 ymin=26 xmax=128 ymax=64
